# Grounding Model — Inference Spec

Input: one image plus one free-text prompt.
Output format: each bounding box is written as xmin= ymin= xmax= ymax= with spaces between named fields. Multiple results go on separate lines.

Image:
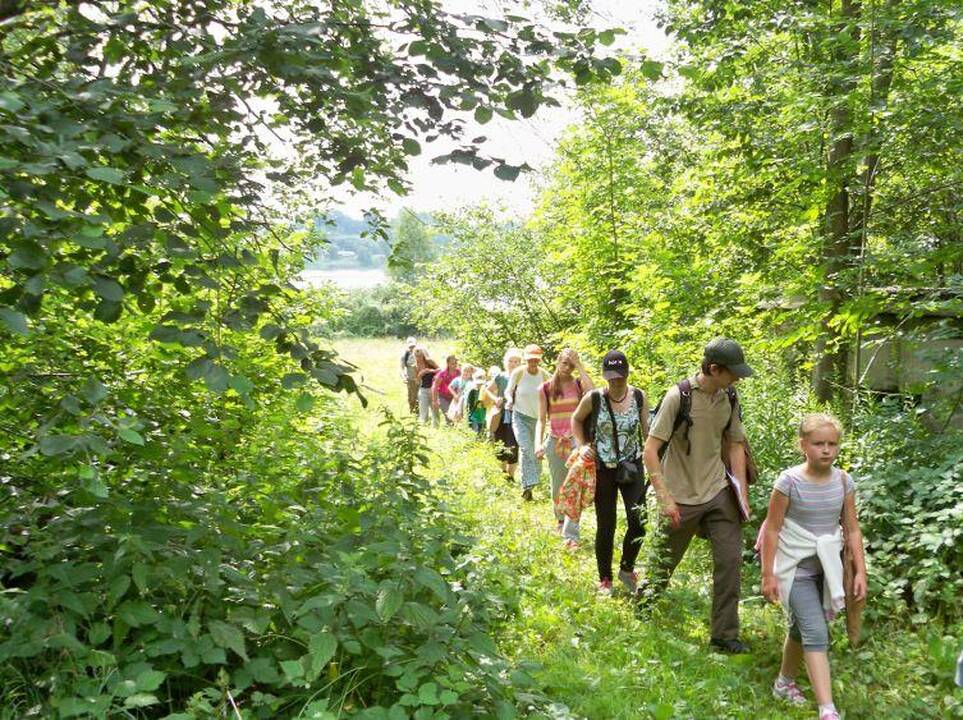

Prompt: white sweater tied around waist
xmin=773 ymin=517 xmax=846 ymax=619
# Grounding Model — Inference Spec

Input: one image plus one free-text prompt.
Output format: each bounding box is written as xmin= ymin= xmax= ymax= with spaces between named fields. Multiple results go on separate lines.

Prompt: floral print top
xmin=594 ymin=391 xmax=642 ymax=465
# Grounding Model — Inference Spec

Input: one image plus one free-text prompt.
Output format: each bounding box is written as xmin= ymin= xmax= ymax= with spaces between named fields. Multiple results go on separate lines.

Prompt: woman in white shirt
xmin=506 ymin=344 xmax=550 ymax=500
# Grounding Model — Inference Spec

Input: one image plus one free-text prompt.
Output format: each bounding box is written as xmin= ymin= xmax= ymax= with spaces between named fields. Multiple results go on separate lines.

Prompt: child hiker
xmin=759 ymin=413 xmax=867 ymax=720
xmin=535 ymin=348 xmax=593 ymax=549
xmin=464 ymin=368 xmax=489 ymax=436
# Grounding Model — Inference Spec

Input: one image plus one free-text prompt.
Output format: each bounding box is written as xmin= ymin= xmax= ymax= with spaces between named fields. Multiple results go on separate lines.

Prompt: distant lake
xmin=298 ymin=268 xmax=387 ymax=290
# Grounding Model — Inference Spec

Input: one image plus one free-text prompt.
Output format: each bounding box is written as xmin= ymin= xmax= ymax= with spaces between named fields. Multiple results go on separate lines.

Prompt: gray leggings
xmin=788 ymin=573 xmax=830 ymax=652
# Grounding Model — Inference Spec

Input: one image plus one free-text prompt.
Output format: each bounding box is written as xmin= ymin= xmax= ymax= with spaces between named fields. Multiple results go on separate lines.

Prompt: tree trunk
xmin=813 ymin=0 xmax=862 ymax=402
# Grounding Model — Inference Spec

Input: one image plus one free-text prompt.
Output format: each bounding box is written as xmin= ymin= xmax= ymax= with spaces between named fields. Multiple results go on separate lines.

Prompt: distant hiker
xmin=400 ymin=336 xmax=419 ymax=414
xmin=432 ymin=355 xmax=461 ymax=425
xmin=450 ymin=363 xmax=474 ymax=402
xmin=484 ymin=349 xmax=522 ymax=481
xmin=759 ymin=414 xmax=866 ymax=720
xmin=447 ymin=363 xmax=475 ymax=424
xmin=506 ymin=344 xmax=550 ymax=501
xmin=641 ymin=338 xmax=753 ymax=653
xmin=464 ymin=368 xmax=489 ymax=436
xmin=535 ymin=348 xmax=593 ymax=549
xmin=414 ymin=347 xmax=440 ymax=426
xmin=570 ymin=350 xmax=648 ymax=596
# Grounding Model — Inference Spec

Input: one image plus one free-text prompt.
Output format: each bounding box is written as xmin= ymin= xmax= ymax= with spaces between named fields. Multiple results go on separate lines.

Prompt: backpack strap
xmin=837 ymin=468 xmax=850 ymax=530
xmin=633 ymin=387 xmax=645 ymax=453
xmin=724 ymin=386 xmax=739 ymax=433
xmin=586 ymin=389 xmax=602 ymax=445
xmin=654 ymin=379 xmax=693 ymax=460
xmin=673 ymin=379 xmax=694 ymax=456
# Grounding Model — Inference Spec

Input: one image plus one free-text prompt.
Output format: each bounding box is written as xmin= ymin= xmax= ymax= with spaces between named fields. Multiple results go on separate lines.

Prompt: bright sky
xmin=336 ymin=0 xmax=670 ymax=219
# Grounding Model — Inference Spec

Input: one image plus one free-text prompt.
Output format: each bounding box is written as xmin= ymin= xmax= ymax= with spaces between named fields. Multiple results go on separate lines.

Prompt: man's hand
xmin=535 ymin=443 xmax=545 ymax=460
xmin=853 ymin=571 xmax=867 ymax=602
xmin=653 ymin=483 xmax=681 ymax=528
xmin=578 ymin=445 xmax=595 ymax=461
xmin=661 ymin=500 xmax=682 ymax=529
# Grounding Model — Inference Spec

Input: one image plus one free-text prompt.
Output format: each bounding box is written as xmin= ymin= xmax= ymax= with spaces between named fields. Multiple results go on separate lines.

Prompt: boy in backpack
xmin=464 ymin=368 xmax=489 ymax=436
xmin=641 ymin=338 xmax=753 ymax=654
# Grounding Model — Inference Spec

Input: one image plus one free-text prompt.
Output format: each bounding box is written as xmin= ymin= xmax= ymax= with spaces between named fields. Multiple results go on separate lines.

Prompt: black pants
xmin=594 ymin=463 xmax=647 ymax=582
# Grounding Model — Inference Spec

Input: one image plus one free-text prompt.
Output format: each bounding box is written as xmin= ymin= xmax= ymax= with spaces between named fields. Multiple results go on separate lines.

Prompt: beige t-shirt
xmin=649 ymin=375 xmax=747 ymax=505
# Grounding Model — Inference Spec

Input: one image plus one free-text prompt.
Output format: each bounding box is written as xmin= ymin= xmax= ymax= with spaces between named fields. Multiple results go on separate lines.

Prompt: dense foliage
xmin=2 ymin=0 xmax=961 ymax=715
xmin=328 ymin=282 xmax=421 ymax=339
xmin=1 ymin=389 xmax=532 ymax=718
xmin=0 ymin=1 xmax=624 ymax=716
xmin=410 ymin=207 xmax=568 ymax=365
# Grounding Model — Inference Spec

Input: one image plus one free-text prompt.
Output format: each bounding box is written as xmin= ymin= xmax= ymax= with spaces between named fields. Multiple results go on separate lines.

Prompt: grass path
xmin=335 ymin=338 xmax=961 ymax=720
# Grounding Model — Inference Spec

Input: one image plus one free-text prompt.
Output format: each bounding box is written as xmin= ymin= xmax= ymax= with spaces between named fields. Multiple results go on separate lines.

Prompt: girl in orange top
xmin=536 ymin=348 xmax=593 ymax=547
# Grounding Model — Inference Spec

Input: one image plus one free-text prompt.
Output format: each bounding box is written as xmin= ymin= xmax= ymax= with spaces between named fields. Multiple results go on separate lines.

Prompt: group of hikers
xmin=399 ymin=336 xmax=867 ymax=720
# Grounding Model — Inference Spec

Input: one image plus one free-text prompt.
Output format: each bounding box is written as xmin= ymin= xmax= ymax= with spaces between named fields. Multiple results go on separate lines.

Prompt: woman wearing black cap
xmin=571 ymin=350 xmax=650 ymax=597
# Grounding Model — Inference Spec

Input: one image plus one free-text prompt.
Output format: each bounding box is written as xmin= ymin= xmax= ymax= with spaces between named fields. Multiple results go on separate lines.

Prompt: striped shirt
xmin=540 ymin=380 xmax=581 ymax=437
xmin=775 ymin=467 xmax=855 ymax=577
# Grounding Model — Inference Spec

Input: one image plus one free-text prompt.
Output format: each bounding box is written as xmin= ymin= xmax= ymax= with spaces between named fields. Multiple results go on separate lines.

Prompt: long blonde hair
xmin=548 ymin=348 xmax=581 ymax=401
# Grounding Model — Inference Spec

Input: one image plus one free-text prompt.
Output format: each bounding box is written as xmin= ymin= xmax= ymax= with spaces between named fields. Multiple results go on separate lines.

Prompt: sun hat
xmin=406 ymin=336 xmax=416 ymax=347
xmin=523 ymin=344 xmax=543 ymax=361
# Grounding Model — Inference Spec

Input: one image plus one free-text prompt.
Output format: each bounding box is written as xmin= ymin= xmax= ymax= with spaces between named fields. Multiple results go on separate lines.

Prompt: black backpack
xmin=652 ymin=379 xmax=740 ymax=461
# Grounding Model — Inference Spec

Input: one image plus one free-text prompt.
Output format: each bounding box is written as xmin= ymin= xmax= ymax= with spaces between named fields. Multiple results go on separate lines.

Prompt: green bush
xmin=847 ymin=398 xmax=963 ymax=622
xmin=331 ymin=284 xmax=421 ymax=339
xmin=0 ymin=395 xmax=523 ymax=719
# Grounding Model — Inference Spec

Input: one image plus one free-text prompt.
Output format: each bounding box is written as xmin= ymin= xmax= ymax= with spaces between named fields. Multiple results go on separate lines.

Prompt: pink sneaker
xmin=819 ymin=712 xmax=840 ymax=720
xmin=772 ymin=677 xmax=807 ymax=706
xmin=597 ymin=579 xmax=613 ymax=597
xmin=564 ymin=539 xmax=579 ymax=551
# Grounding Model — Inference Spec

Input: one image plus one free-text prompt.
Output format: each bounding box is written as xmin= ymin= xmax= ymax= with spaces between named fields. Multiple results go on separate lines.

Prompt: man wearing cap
xmin=642 ymin=338 xmax=753 ymax=654
xmin=399 ymin=336 xmax=419 ymax=414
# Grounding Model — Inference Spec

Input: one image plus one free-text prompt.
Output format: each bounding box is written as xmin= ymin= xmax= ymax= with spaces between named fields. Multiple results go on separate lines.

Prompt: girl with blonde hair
xmin=760 ymin=413 xmax=867 ymax=720
xmin=535 ymin=348 xmax=593 ymax=547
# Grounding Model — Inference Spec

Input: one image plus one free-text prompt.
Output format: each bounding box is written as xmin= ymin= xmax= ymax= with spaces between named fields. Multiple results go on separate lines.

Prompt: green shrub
xmin=847 ymin=398 xmax=963 ymax=622
xmin=331 ymin=284 xmax=421 ymax=339
xmin=0 ymin=403 xmax=524 ymax=718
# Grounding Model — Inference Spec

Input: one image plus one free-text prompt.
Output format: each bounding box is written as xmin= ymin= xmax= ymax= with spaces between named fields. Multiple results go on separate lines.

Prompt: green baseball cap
xmin=704 ymin=337 xmax=754 ymax=378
